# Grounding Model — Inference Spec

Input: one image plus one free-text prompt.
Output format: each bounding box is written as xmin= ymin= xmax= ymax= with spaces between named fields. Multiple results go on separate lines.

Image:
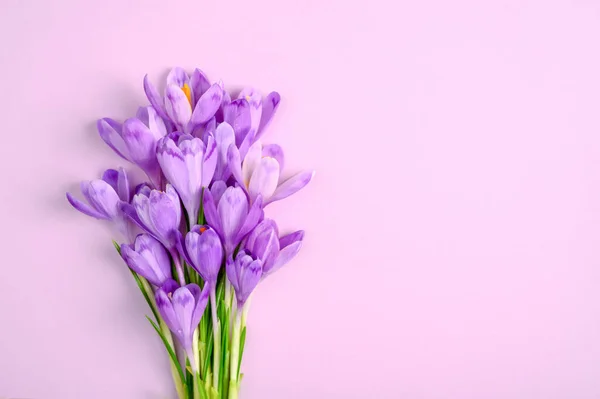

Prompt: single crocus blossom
xmin=120 ymin=234 xmax=172 ymax=286
xmin=229 ymin=141 xmax=314 ymax=205
xmin=97 ymin=107 xmax=166 ymax=188
xmin=144 ymin=67 xmax=223 ymax=134
xmin=245 ymin=219 xmax=304 ymax=276
xmin=226 ymin=250 xmax=262 ymax=308
xmin=66 ymin=168 xmax=132 ymax=238
xmin=202 ymin=184 xmax=263 ymax=255
xmin=121 ymin=184 xmax=182 ymax=252
xmin=157 ymin=133 xmax=217 ymax=223
xmin=181 ymin=225 xmax=223 ymax=286
xmin=155 ymin=279 xmax=209 ymax=373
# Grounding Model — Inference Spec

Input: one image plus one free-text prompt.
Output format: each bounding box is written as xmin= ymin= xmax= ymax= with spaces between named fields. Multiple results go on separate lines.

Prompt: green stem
xmin=228 ymin=309 xmax=243 ymax=399
xmin=210 ymin=287 xmax=221 ymax=391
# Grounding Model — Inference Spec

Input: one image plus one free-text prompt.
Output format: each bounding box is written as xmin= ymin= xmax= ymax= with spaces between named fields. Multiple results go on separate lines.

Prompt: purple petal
xmin=214 ymin=122 xmax=235 ymax=181
xmin=143 ymin=74 xmax=169 ymax=120
xmin=117 ymin=167 xmax=130 ymax=203
xmin=227 ymin=144 xmax=244 ymax=189
xmin=155 ymin=288 xmax=182 ymax=342
xmin=172 ymin=286 xmax=197 ymax=348
xmin=279 ymin=230 xmax=305 ymax=249
xmin=97 ymin=118 xmax=131 ymax=161
xmin=202 ymin=136 xmax=217 ymax=187
xmin=256 ymin=91 xmax=281 ymax=140
xmin=248 ymin=157 xmax=280 ymax=203
xmin=210 ymin=180 xmax=227 ymax=204
xmin=223 ymin=99 xmax=251 ymax=146
xmin=234 ymin=195 xmax=264 ymax=244
xmin=226 ymin=255 xmax=239 ymax=292
xmin=81 ymin=180 xmax=121 ymax=219
xmin=166 ymin=67 xmax=190 ymax=88
xmin=161 ymin=278 xmax=180 ymax=295
xmin=122 ymin=118 xmax=160 ymax=166
xmin=165 ymin=85 xmax=192 ymax=129
xmin=238 ymin=259 xmax=262 ymax=305
xmin=190 ymin=69 xmax=210 ymax=105
xmin=191 ymin=83 xmax=223 ymax=126
xmin=217 ymin=187 xmax=248 ymax=249
xmin=245 ymin=219 xmax=279 ymax=272
xmin=137 ymin=106 xmax=167 ymax=139
xmin=134 ymin=234 xmax=172 ymax=285
xmin=262 ymin=144 xmax=285 ymax=171
xmin=66 ymin=192 xmax=108 ymax=220
xmin=265 ymin=170 xmax=314 ymax=205
xmin=202 ymin=189 xmax=223 ymax=238
xmin=267 ymin=241 xmax=302 ymax=276
xmin=241 ymin=141 xmax=262 ymax=187
xmin=188 ymin=283 xmax=210 ymax=330
xmin=101 ymin=169 xmax=119 ymax=193
xmin=156 ymin=137 xmax=190 ymax=208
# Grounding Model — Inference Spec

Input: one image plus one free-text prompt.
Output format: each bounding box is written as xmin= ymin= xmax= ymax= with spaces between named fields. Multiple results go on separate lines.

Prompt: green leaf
xmin=112 ymin=240 xmax=122 ymax=255
xmin=237 ymin=326 xmax=247 ymax=377
xmin=198 ymin=188 xmax=205 ymax=225
xmin=130 ymin=270 xmax=160 ymax=322
xmin=146 ymin=316 xmax=186 ymax=385
xmin=203 ymin=329 xmax=214 ymax=381
xmin=219 ymin=304 xmax=230 ymax=398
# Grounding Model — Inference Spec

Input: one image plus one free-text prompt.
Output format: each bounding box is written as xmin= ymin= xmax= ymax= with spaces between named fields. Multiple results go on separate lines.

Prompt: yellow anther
xmin=182 ymin=84 xmax=193 ymax=107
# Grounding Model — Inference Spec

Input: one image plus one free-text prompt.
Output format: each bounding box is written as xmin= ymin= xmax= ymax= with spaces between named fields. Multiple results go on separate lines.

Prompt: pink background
xmin=2 ymin=0 xmax=600 ymax=398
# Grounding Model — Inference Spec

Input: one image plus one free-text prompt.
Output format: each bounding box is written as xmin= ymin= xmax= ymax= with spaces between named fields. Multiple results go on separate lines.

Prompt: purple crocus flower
xmin=223 ymin=89 xmax=281 ymax=155
xmin=226 ymin=250 xmax=262 ymax=308
xmin=156 ymin=134 xmax=217 ymax=224
xmin=180 ymin=225 xmax=223 ymax=286
xmin=202 ymin=184 xmax=263 ymax=255
xmin=155 ymin=279 xmax=209 ymax=373
xmin=121 ymin=184 xmax=182 ymax=252
xmin=244 ymin=219 xmax=304 ymax=276
xmin=120 ymin=234 xmax=172 ymax=286
xmin=66 ymin=168 xmax=132 ymax=238
xmin=97 ymin=107 xmax=166 ymax=188
xmin=228 ymin=141 xmax=314 ymax=206
xmin=144 ymin=67 xmax=223 ymax=134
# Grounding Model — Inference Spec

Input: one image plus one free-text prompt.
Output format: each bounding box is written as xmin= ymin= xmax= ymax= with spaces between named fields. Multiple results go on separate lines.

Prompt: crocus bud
xmin=226 ymin=250 xmax=262 ymax=308
xmin=121 ymin=234 xmax=172 ymax=286
xmin=183 ymin=225 xmax=223 ymax=285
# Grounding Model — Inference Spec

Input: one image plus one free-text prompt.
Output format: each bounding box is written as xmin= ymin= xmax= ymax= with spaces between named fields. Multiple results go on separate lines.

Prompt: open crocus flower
xmin=180 ymin=225 xmax=223 ymax=286
xmin=144 ymin=67 xmax=223 ymax=134
xmin=66 ymin=168 xmax=132 ymax=237
xmin=97 ymin=106 xmax=166 ymax=188
xmin=155 ymin=279 xmax=210 ymax=373
xmin=226 ymin=250 xmax=263 ymax=308
xmin=244 ymin=219 xmax=304 ymax=277
xmin=157 ymin=134 xmax=217 ymax=224
xmin=121 ymin=184 xmax=182 ymax=252
xmin=202 ymin=184 xmax=263 ymax=255
xmin=120 ymin=234 xmax=172 ymax=287
xmin=228 ymin=141 xmax=314 ymax=205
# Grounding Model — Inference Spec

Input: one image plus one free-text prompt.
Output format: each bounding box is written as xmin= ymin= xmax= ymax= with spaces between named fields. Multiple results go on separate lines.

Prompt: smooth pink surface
xmin=2 ymin=0 xmax=600 ymax=398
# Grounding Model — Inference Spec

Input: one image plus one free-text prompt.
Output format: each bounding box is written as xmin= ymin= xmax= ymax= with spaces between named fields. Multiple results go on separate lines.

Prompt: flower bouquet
xmin=66 ymin=67 xmax=313 ymax=399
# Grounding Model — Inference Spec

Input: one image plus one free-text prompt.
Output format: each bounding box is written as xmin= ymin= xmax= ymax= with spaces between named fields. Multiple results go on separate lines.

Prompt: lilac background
xmin=2 ymin=0 xmax=600 ymax=398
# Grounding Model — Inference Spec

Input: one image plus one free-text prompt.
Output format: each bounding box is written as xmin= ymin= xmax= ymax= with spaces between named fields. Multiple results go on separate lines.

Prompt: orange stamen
xmin=182 ymin=83 xmax=193 ymax=107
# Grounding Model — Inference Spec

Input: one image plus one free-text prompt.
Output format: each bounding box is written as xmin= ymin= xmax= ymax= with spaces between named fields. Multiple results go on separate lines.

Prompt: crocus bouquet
xmin=66 ymin=67 xmax=313 ymax=399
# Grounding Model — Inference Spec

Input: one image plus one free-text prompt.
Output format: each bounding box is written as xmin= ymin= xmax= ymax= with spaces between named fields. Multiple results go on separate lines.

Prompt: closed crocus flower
xmin=66 ymin=168 xmax=132 ymax=238
xmin=223 ymin=89 xmax=281 ymax=157
xmin=226 ymin=250 xmax=263 ymax=308
xmin=245 ymin=219 xmax=304 ymax=276
xmin=144 ymin=67 xmax=223 ymax=134
xmin=155 ymin=279 xmax=209 ymax=373
xmin=228 ymin=141 xmax=314 ymax=206
xmin=202 ymin=184 xmax=263 ymax=255
xmin=156 ymin=134 xmax=217 ymax=224
xmin=97 ymin=106 xmax=166 ymax=188
xmin=121 ymin=184 xmax=182 ymax=252
xmin=181 ymin=225 xmax=223 ymax=286
xmin=120 ymin=234 xmax=172 ymax=286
